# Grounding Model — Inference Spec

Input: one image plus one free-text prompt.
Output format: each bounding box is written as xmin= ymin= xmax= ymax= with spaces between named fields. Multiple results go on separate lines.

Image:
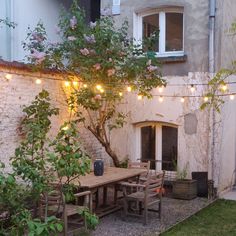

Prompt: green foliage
xmin=0 ymin=18 xmax=16 ymax=28
xmin=173 ymin=161 xmax=188 ymax=180
xmin=79 ymin=208 xmax=99 ymax=230
xmin=23 ymin=0 xmax=165 ymax=166
xmin=11 ymin=90 xmax=59 ymax=195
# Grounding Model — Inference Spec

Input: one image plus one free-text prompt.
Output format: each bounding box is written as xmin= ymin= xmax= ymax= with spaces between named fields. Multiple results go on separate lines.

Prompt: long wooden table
xmin=66 ymin=167 xmax=146 ymax=216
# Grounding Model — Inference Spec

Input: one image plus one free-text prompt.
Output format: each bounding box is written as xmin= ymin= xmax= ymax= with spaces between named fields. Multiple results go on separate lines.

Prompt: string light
xmin=221 ymin=84 xmax=228 ymax=92
xmin=5 ymin=74 xmax=12 ymax=80
xmin=204 ymin=96 xmax=209 ymax=102
xmin=158 ymin=86 xmax=164 ymax=93
xmin=35 ymin=79 xmax=42 ymax=85
xmin=190 ymin=85 xmax=196 ymax=93
xmin=230 ymin=94 xmax=235 ymax=100
xmin=180 ymin=97 xmax=185 ymax=103
xmin=158 ymin=96 xmax=164 ymax=103
xmin=72 ymin=81 xmax=79 ymax=87
xmin=137 ymin=95 xmax=142 ymax=100
xmin=119 ymin=92 xmax=123 ymax=97
xmin=127 ymin=86 xmax=132 ymax=92
xmin=96 ymin=84 xmax=102 ymax=90
xmin=100 ymin=88 xmax=105 ymax=93
xmin=64 ymin=81 xmax=70 ymax=87
xmin=83 ymin=84 xmax=88 ymax=88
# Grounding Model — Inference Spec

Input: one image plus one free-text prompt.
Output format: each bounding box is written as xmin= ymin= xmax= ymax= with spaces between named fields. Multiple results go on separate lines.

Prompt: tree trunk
xmin=87 ymin=126 xmax=120 ymax=167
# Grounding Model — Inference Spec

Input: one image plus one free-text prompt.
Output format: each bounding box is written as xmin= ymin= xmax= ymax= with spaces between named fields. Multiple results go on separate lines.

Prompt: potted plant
xmin=172 ymin=162 xmax=197 ymax=200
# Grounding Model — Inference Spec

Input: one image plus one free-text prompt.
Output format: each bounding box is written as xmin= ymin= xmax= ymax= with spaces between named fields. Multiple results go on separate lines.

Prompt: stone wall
xmin=0 ymin=61 xmax=107 ymax=171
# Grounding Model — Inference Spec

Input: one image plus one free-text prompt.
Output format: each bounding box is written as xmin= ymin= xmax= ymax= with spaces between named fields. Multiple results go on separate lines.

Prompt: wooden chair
xmin=114 ymin=161 xmax=150 ymax=204
xmin=39 ymin=188 xmax=92 ymax=236
xmin=121 ymin=171 xmax=165 ymax=225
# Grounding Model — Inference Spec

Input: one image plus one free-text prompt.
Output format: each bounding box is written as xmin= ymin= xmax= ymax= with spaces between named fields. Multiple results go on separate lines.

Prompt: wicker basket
xmin=172 ymin=179 xmax=197 ymax=200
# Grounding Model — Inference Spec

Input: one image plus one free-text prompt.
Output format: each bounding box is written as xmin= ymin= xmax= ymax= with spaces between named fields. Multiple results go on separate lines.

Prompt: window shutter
xmin=112 ymin=0 xmax=120 ymax=15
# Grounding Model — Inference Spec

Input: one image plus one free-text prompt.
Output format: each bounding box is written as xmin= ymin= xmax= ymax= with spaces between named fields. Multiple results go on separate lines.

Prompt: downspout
xmin=209 ymin=0 xmax=216 ymax=188
xmin=5 ymin=0 xmax=13 ymax=61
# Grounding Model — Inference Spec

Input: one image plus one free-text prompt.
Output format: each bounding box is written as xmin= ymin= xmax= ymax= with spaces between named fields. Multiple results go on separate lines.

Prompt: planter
xmin=172 ymin=179 xmax=197 ymax=200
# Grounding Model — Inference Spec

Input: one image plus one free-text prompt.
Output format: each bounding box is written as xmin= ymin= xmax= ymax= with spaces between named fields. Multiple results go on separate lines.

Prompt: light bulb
xmin=158 ymin=96 xmax=164 ymax=103
xmin=83 ymin=84 xmax=88 ymax=88
xmin=158 ymin=86 xmax=164 ymax=93
xmin=5 ymin=74 xmax=12 ymax=80
xmin=96 ymin=84 xmax=102 ymax=90
xmin=127 ymin=86 xmax=132 ymax=92
xmin=221 ymin=84 xmax=227 ymax=91
xmin=73 ymin=81 xmax=79 ymax=87
xmin=204 ymin=96 xmax=209 ymax=102
xmin=100 ymin=88 xmax=105 ymax=93
xmin=190 ymin=85 xmax=195 ymax=93
xmin=64 ymin=81 xmax=70 ymax=87
xmin=180 ymin=97 xmax=185 ymax=103
xmin=137 ymin=95 xmax=142 ymax=100
xmin=35 ymin=79 xmax=42 ymax=84
xmin=230 ymin=94 xmax=235 ymax=100
xmin=119 ymin=92 xmax=123 ymax=97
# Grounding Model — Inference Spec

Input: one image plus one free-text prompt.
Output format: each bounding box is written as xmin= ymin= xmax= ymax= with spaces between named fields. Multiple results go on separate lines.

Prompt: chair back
xmin=39 ymin=189 xmax=65 ymax=218
xmin=128 ymin=160 xmax=150 ymax=173
xmin=145 ymin=171 xmax=165 ymax=197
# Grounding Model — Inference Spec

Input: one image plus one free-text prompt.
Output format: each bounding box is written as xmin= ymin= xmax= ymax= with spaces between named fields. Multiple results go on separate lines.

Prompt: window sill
xmin=157 ymin=54 xmax=187 ymax=63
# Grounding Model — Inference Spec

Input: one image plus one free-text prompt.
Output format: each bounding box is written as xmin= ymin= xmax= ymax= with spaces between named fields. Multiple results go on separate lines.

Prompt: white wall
xmin=0 ymin=0 xmax=63 ymax=62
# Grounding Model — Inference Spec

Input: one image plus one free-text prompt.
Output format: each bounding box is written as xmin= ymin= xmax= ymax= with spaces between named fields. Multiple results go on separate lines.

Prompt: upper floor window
xmin=134 ymin=7 xmax=184 ymax=57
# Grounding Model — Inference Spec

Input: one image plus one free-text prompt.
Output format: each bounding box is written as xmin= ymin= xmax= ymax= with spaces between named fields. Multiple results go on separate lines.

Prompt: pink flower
xmin=84 ymin=34 xmax=96 ymax=44
xmin=90 ymin=21 xmax=97 ymax=28
xmin=31 ymin=49 xmax=46 ymax=64
xmin=32 ymin=32 xmax=44 ymax=42
xmin=70 ymin=16 xmax=77 ymax=29
xmin=68 ymin=36 xmax=76 ymax=41
xmin=107 ymin=68 xmax=116 ymax=77
xmin=93 ymin=63 xmax=101 ymax=70
xmin=147 ymin=65 xmax=158 ymax=72
xmin=80 ymin=48 xmax=90 ymax=56
xmin=94 ymin=94 xmax=102 ymax=100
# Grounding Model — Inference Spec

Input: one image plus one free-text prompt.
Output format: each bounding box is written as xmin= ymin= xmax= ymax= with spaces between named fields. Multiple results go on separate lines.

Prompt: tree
xmin=24 ymin=1 xmax=165 ymax=166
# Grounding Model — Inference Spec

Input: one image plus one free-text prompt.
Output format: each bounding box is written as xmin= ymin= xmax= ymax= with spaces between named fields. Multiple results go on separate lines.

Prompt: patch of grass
xmin=161 ymin=199 xmax=236 ymax=236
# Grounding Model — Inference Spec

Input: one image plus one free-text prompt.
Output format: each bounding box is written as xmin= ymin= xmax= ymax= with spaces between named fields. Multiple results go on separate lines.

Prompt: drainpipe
xmin=5 ymin=0 xmax=13 ymax=61
xmin=209 ymin=0 xmax=216 ymax=188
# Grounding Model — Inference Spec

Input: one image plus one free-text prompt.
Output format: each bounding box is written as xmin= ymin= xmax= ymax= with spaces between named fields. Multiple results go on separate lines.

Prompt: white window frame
xmin=133 ymin=7 xmax=184 ymax=57
xmin=135 ymin=122 xmax=178 ymax=171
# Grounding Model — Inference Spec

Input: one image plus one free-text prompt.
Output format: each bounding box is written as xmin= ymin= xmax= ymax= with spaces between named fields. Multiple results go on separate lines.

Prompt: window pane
xmin=162 ymin=126 xmax=178 ymax=171
xmin=143 ymin=14 xmax=159 ymax=52
xmin=166 ymin=13 xmax=183 ymax=52
xmin=141 ymin=126 xmax=156 ymax=169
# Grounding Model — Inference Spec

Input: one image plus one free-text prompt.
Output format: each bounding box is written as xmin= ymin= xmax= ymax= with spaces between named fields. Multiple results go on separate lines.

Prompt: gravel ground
xmin=91 ymin=197 xmax=210 ymax=236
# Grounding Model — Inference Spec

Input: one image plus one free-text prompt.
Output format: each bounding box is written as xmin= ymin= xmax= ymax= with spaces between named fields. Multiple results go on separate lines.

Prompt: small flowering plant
xmin=24 ymin=1 xmax=165 ymax=166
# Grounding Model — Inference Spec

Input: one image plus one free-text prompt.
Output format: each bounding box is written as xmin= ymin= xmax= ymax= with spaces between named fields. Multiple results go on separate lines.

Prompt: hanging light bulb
xmin=137 ymin=95 xmax=142 ymax=100
xmin=96 ymin=84 xmax=102 ymax=90
xmin=221 ymin=84 xmax=227 ymax=92
xmin=83 ymin=84 xmax=88 ymax=88
xmin=5 ymin=74 xmax=12 ymax=80
xmin=190 ymin=85 xmax=195 ymax=93
xmin=230 ymin=94 xmax=235 ymax=100
xmin=127 ymin=86 xmax=132 ymax=92
xmin=64 ymin=81 xmax=70 ymax=87
xmin=158 ymin=96 xmax=164 ymax=103
xmin=158 ymin=86 xmax=164 ymax=93
xmin=204 ymin=96 xmax=209 ymax=102
xmin=119 ymin=92 xmax=123 ymax=97
xmin=35 ymin=79 xmax=42 ymax=85
xmin=180 ymin=97 xmax=185 ymax=103
xmin=100 ymin=88 xmax=105 ymax=93
xmin=72 ymin=81 xmax=79 ymax=87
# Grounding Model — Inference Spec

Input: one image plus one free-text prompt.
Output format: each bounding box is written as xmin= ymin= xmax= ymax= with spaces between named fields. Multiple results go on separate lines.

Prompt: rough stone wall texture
xmin=102 ymin=0 xmax=209 ymax=76
xmin=0 ymin=65 xmax=108 ymax=171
